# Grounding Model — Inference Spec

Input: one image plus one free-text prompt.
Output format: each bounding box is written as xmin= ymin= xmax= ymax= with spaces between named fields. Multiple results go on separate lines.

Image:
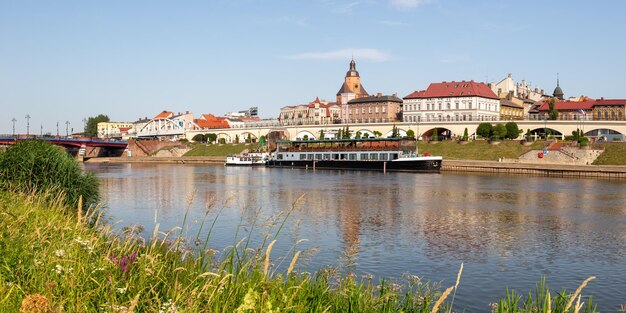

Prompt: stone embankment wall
xmin=514 ymin=147 xmax=602 ymax=165
xmin=125 ymin=139 xmax=190 ymax=157
xmin=443 ymin=160 xmax=626 ymax=178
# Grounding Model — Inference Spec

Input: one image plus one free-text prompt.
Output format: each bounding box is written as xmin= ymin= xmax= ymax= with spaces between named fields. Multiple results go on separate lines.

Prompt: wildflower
xmin=34 ymin=259 xmax=43 ymax=267
xmin=54 ymin=264 xmax=64 ymax=274
xmin=110 ymin=251 xmax=138 ymax=273
xmin=55 ymin=249 xmax=64 ymax=258
xmin=74 ymin=236 xmax=94 ymax=253
xmin=116 ymin=287 xmax=127 ymax=294
xmin=160 ymin=299 xmax=179 ymax=313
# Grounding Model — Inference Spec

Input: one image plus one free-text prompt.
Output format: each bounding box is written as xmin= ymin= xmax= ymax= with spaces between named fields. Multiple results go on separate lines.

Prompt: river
xmin=85 ymin=163 xmax=626 ymax=312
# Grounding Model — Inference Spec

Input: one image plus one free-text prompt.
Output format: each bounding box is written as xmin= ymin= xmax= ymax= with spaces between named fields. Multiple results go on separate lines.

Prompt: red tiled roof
xmin=593 ymin=99 xmax=626 ymax=105
xmin=118 ymin=127 xmax=132 ymax=132
xmin=195 ymin=114 xmax=229 ymax=128
xmin=154 ymin=111 xmax=173 ymax=119
xmin=404 ymin=81 xmax=498 ymax=100
xmin=537 ymin=100 xmax=594 ymax=111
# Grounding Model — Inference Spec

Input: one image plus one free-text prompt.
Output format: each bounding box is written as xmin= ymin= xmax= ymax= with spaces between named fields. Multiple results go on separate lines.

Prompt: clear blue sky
xmin=2 ymin=0 xmax=625 ymax=135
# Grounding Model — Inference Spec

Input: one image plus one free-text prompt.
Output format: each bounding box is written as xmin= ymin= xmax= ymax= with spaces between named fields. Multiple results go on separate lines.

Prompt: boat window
xmin=370 ymin=153 xmax=378 ymax=160
xmin=324 ymin=154 xmax=331 ymax=160
xmin=315 ymin=154 xmax=322 ymax=160
xmin=341 ymin=154 xmax=347 ymax=160
xmin=277 ymin=154 xmax=283 ymax=160
xmin=307 ymin=154 xmax=314 ymax=160
xmin=332 ymin=154 xmax=339 ymax=160
xmin=299 ymin=154 xmax=307 ymax=160
xmin=380 ymin=153 xmax=388 ymax=160
xmin=349 ymin=153 xmax=356 ymax=160
xmin=390 ymin=153 xmax=398 ymax=160
xmin=361 ymin=153 xmax=368 ymax=160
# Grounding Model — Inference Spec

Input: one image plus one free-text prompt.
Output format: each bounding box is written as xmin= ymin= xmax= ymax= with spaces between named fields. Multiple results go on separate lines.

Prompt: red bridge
xmin=0 ymin=137 xmax=128 ymax=159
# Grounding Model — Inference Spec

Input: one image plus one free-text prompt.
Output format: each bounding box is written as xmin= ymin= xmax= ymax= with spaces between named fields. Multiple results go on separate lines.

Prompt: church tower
xmin=553 ymin=73 xmax=564 ymax=100
xmin=336 ymin=59 xmax=368 ymax=104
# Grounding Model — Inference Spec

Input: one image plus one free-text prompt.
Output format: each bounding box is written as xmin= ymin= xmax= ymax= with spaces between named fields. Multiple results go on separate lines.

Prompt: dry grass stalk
xmin=264 ymin=240 xmax=277 ymax=277
xmin=564 ymin=276 xmax=595 ymax=312
xmin=431 ymin=286 xmax=453 ymax=313
xmin=547 ymin=291 xmax=551 ymax=313
xmin=574 ymin=295 xmax=584 ymax=313
xmin=287 ymin=251 xmax=301 ymax=275
xmin=20 ymin=294 xmax=53 ymax=313
xmin=455 ymin=263 xmax=463 ymax=289
xmin=76 ymin=195 xmax=82 ymax=225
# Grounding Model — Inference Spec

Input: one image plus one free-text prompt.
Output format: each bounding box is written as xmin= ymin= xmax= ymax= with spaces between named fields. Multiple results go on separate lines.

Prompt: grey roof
xmin=347 ymin=94 xmax=403 ymax=104
xmin=500 ymin=99 xmax=524 ymax=108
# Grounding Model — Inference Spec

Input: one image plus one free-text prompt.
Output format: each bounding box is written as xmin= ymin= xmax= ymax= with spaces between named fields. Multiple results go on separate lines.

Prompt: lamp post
xmin=56 ymin=121 xmax=59 ymax=137
xmin=65 ymin=121 xmax=70 ymax=137
xmin=544 ymin=115 xmax=547 ymax=140
xmin=40 ymin=124 xmax=43 ymax=136
xmin=82 ymin=118 xmax=87 ymax=136
xmin=11 ymin=118 xmax=16 ymax=137
xmin=25 ymin=114 xmax=31 ymax=136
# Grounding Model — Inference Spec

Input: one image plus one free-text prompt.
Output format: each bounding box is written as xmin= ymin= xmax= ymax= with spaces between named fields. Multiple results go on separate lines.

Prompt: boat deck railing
xmin=278 ymin=147 xmax=404 ymax=152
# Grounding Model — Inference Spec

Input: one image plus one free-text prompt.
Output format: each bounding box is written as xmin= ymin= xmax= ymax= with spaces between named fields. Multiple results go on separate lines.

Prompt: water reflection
xmin=85 ymin=163 xmax=626 ymax=312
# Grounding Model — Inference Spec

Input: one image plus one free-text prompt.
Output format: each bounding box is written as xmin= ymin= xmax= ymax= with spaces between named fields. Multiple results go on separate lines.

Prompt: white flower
xmin=34 ymin=259 xmax=43 ymax=267
xmin=160 ymin=299 xmax=179 ymax=313
xmin=54 ymin=264 xmax=64 ymax=274
xmin=116 ymin=287 xmax=127 ymax=294
xmin=55 ymin=249 xmax=65 ymax=258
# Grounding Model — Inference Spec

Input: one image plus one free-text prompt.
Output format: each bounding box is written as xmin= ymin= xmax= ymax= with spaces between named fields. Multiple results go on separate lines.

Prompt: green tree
xmin=476 ymin=123 xmax=492 ymax=138
xmin=391 ymin=125 xmax=399 ymax=138
xmin=235 ymin=134 xmax=240 ymax=143
xmin=431 ymin=128 xmax=439 ymax=141
xmin=319 ymin=130 xmax=325 ymax=140
xmin=303 ymin=134 xmax=309 ymax=140
xmin=85 ymin=114 xmax=110 ymax=137
xmin=373 ymin=130 xmax=382 ymax=138
xmin=462 ymin=128 xmax=469 ymax=141
xmin=492 ymin=124 xmax=507 ymax=140
xmin=246 ymin=133 xmax=251 ymax=143
xmin=192 ymin=134 xmax=206 ymax=143
xmin=525 ymin=129 xmax=532 ymax=141
xmin=207 ymin=133 xmax=218 ymax=143
xmin=337 ymin=129 xmax=343 ymax=139
xmin=505 ymin=122 xmax=520 ymax=139
xmin=343 ymin=126 xmax=351 ymax=139
xmin=355 ymin=131 xmax=362 ymax=139
xmin=406 ymin=129 xmax=415 ymax=140
xmin=548 ymin=98 xmax=559 ymax=120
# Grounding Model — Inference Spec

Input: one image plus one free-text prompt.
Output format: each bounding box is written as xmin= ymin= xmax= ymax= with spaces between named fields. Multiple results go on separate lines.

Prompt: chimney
xmin=377 ymin=92 xmax=382 ymax=97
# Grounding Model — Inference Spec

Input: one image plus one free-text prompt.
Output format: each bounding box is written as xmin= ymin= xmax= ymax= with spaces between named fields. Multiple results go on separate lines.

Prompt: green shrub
xmin=0 ymin=140 xmax=99 ymax=209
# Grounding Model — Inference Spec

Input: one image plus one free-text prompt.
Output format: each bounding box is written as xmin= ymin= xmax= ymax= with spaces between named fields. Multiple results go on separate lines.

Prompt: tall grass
xmin=0 ymin=140 xmax=98 ymax=209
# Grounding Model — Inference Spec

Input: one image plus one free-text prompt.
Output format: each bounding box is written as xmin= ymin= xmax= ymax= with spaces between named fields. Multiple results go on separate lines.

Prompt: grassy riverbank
xmin=183 ymin=143 xmax=256 ymax=157
xmin=592 ymin=143 xmax=626 ymax=165
xmin=417 ymin=140 xmax=546 ymax=161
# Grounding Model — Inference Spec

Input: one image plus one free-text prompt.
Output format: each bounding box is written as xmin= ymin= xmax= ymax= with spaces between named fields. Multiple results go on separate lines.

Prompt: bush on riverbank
xmin=0 ymin=140 xmax=98 ymax=209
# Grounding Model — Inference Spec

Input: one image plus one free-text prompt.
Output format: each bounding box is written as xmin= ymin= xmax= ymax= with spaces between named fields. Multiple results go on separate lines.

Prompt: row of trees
xmin=476 ymin=122 xmax=522 ymax=140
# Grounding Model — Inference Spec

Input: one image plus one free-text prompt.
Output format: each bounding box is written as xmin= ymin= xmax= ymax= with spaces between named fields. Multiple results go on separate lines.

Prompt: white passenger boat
xmin=267 ymin=138 xmax=442 ymax=173
xmin=225 ymin=152 xmax=269 ymax=166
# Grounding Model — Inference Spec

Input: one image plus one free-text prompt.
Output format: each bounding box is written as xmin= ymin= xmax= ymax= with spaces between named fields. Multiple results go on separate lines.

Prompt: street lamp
xmin=25 ymin=114 xmax=31 ymax=136
xmin=56 ymin=121 xmax=59 ymax=137
xmin=65 ymin=121 xmax=70 ymax=137
xmin=82 ymin=118 xmax=87 ymax=136
xmin=11 ymin=118 xmax=16 ymax=137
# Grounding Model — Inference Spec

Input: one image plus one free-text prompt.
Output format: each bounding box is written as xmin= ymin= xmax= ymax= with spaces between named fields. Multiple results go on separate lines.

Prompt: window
xmin=362 ymin=108 xmax=365 ymax=113
xmin=456 ymin=103 xmax=459 ymax=109
xmin=438 ymin=103 xmax=442 ymax=110
xmin=315 ymin=154 xmax=322 ymax=160
xmin=382 ymin=106 xmax=386 ymax=113
xmin=380 ymin=153 xmax=388 ymax=160
xmin=324 ymin=154 xmax=331 ymax=160
xmin=375 ymin=107 xmax=379 ymax=113
xmin=332 ymin=154 xmax=339 ymax=160
xmin=300 ymin=154 xmax=307 ymax=160
xmin=307 ymin=154 xmax=314 ymax=160
xmin=447 ymin=103 xmax=451 ymax=110
xmin=361 ymin=153 xmax=369 ymax=160
xmin=370 ymin=153 xmax=378 ymax=160
xmin=369 ymin=107 xmax=372 ymax=113
xmin=349 ymin=153 xmax=357 ymax=160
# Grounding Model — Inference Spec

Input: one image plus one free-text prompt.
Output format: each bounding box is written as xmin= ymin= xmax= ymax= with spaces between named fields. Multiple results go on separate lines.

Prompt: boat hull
xmin=266 ymin=158 xmax=441 ymax=173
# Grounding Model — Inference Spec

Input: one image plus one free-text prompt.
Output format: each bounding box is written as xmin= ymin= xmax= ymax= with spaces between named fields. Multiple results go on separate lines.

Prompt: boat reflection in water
xmin=267 ymin=138 xmax=442 ymax=173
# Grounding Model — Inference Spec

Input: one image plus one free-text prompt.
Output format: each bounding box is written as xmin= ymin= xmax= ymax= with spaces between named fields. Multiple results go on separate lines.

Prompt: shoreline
xmin=86 ymin=157 xmax=626 ymax=178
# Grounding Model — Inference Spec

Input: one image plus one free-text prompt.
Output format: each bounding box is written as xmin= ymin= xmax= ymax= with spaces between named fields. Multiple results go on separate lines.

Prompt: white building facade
xmin=403 ymin=81 xmax=501 ymax=122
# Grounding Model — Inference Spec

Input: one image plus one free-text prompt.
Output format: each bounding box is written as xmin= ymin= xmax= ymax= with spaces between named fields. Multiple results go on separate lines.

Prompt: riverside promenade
xmin=87 ymin=157 xmax=626 ymax=178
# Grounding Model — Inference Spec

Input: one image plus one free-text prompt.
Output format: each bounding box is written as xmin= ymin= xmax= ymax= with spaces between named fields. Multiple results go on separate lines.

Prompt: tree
xmin=505 ymin=122 xmax=520 ymax=139
xmin=431 ymin=128 xmax=439 ymax=141
xmin=246 ymin=133 xmax=252 ymax=143
xmin=343 ymin=126 xmax=351 ymax=139
xmin=548 ymin=98 xmax=559 ymax=120
xmin=355 ymin=131 xmax=362 ymax=139
xmin=192 ymin=134 xmax=206 ymax=142
xmin=406 ymin=129 xmax=415 ymax=140
xmin=525 ymin=129 xmax=532 ymax=141
xmin=373 ymin=130 xmax=382 ymax=138
xmin=391 ymin=125 xmax=399 ymax=138
xmin=303 ymin=134 xmax=309 ymax=140
xmin=492 ymin=124 xmax=507 ymax=140
xmin=476 ymin=123 xmax=492 ymax=139
xmin=462 ymin=128 xmax=469 ymax=141
xmin=235 ymin=134 xmax=240 ymax=143
xmin=337 ymin=129 xmax=343 ymax=139
xmin=207 ymin=133 xmax=218 ymax=143
xmin=319 ymin=130 xmax=325 ymax=140
xmin=85 ymin=114 xmax=110 ymax=137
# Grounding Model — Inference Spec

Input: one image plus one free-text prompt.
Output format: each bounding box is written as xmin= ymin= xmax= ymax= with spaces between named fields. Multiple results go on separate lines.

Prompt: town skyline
xmin=2 ymin=0 xmax=626 ymax=134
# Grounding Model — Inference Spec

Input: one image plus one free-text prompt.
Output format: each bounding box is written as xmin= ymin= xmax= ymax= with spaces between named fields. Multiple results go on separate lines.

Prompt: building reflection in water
xmin=86 ymin=163 xmax=626 ymax=311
